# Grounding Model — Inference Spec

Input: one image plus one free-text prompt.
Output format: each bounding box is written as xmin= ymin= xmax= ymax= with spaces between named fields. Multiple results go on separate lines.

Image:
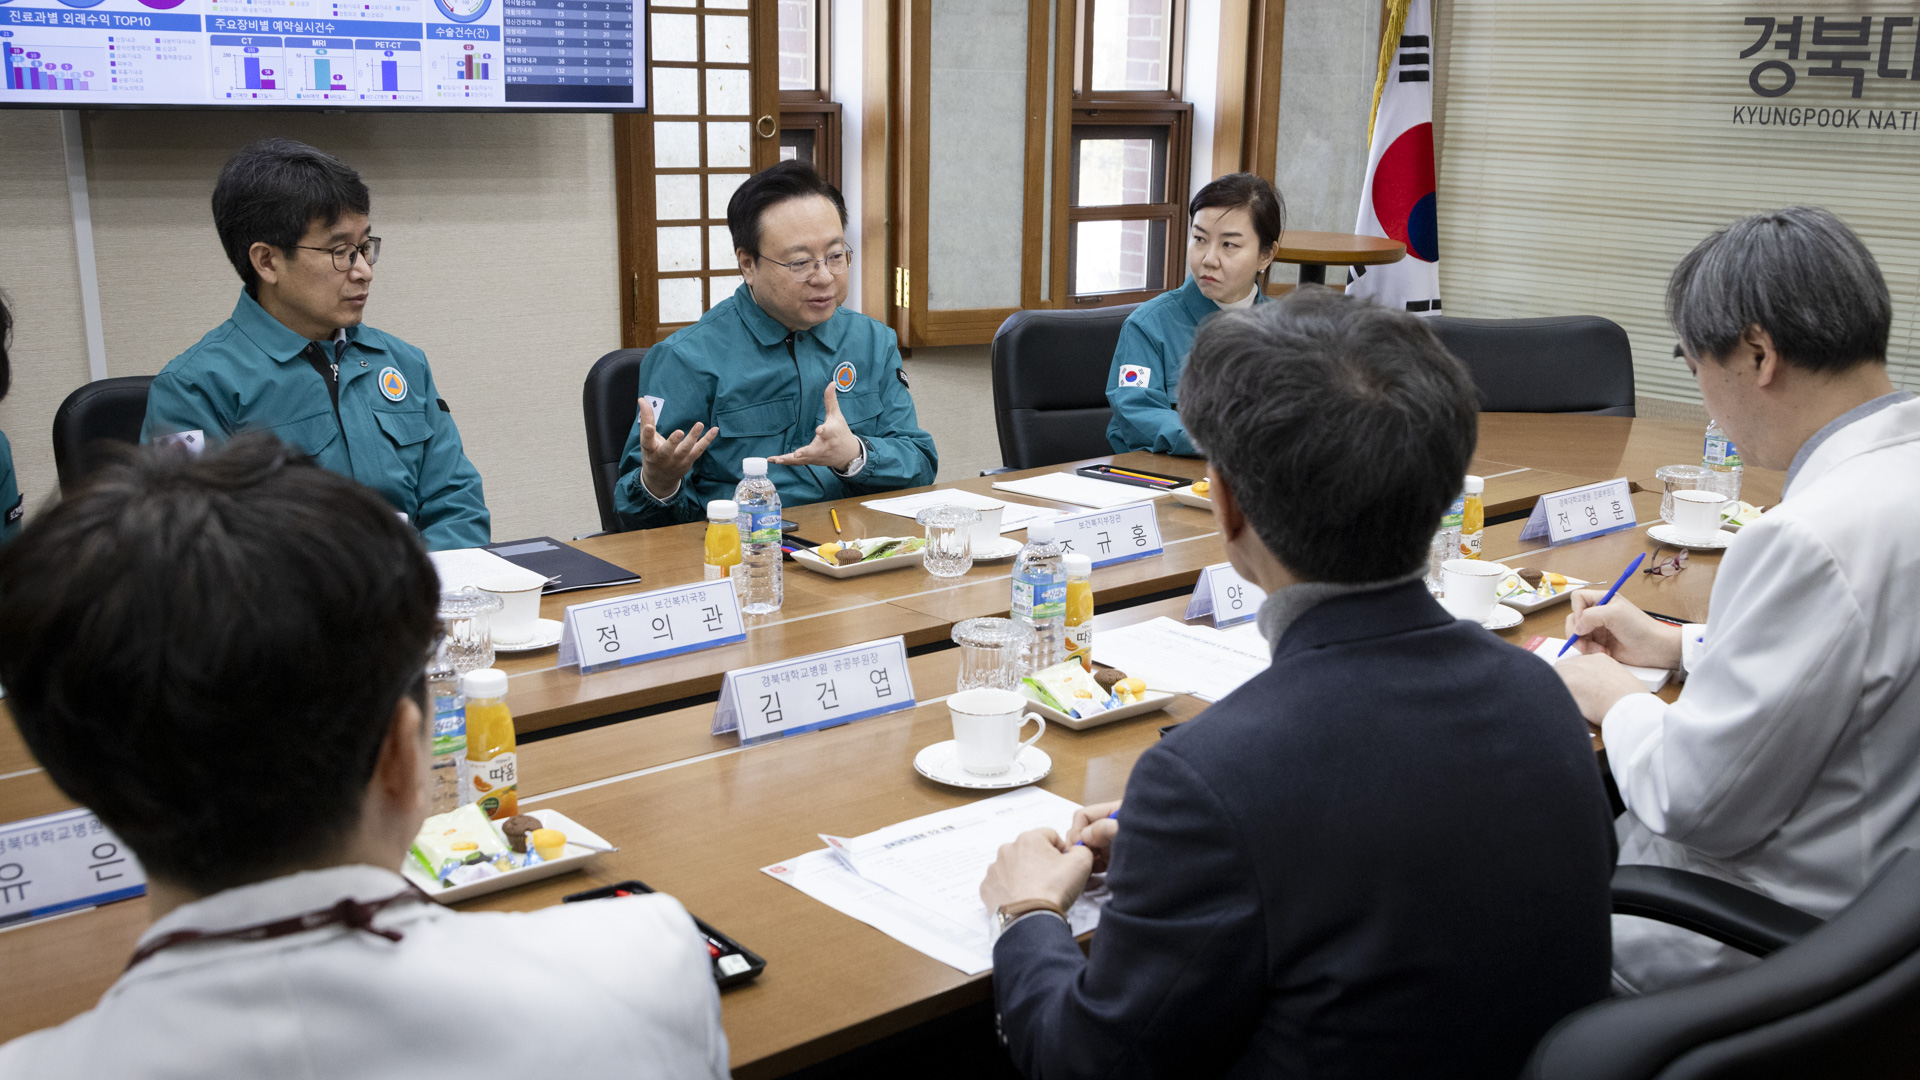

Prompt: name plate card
xmin=712 ymin=636 xmax=917 ymax=747
xmin=1052 ymin=502 xmax=1164 ymax=569
xmin=1518 ymin=478 xmax=1638 ymax=546
xmin=558 ymin=579 xmax=747 ymax=674
xmin=1182 ymin=562 xmax=1268 ymax=628
xmin=0 ymin=808 xmax=146 ymax=928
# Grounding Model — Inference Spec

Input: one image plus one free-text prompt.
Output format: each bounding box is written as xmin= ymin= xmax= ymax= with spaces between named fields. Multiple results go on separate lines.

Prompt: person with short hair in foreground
xmin=980 ymin=289 xmax=1616 ymax=1079
xmin=1556 ymin=206 xmax=1920 ymax=994
xmin=0 ymin=435 xmax=727 ymax=1078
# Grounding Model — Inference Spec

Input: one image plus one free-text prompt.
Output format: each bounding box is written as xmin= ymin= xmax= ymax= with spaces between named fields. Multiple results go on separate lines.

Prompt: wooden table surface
xmin=0 ymin=413 xmax=1760 ymax=1071
xmin=1274 ymin=230 xmax=1408 ymax=266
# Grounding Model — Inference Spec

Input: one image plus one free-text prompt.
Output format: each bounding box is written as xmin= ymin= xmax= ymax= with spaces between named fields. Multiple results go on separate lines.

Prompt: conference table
xmin=0 ymin=413 xmax=1781 ymax=1076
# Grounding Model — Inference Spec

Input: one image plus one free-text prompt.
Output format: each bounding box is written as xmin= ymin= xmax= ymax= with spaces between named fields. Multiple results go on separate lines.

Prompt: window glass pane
xmin=709 ymin=225 xmax=736 ymax=270
xmin=780 ymin=127 xmax=817 ymax=168
xmin=656 ymin=174 xmax=702 ymax=221
xmin=709 ymin=275 xmax=745 ymax=307
xmin=652 ymin=67 xmax=699 ymax=115
xmin=1076 ymin=137 xmax=1157 ymax=206
xmin=1073 ymin=219 xmax=1167 ymax=295
xmin=707 ymin=0 xmax=748 ymax=8
xmin=704 ymin=14 xmax=750 ymax=63
xmin=707 ymin=173 xmax=750 ymax=219
xmin=651 ymin=12 xmax=698 ymax=63
xmin=706 ymin=120 xmax=753 ymax=167
xmin=657 ymin=226 xmax=703 ymax=272
xmin=659 ymin=277 xmax=704 ymax=324
xmin=705 ymin=67 xmax=751 ymax=115
xmin=778 ymin=0 xmax=816 ymax=91
xmin=654 ymin=122 xmax=702 ymax=168
xmin=1090 ymin=0 xmax=1173 ymax=92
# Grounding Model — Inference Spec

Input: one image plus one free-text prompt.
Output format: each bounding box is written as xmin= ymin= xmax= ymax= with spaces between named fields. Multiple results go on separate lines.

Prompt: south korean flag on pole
xmin=1347 ymin=0 xmax=1441 ymax=315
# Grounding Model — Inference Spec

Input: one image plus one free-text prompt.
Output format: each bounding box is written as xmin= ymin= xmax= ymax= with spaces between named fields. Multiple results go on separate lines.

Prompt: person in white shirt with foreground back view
xmin=1556 ymin=205 xmax=1920 ymax=994
xmin=0 ymin=434 xmax=728 ymax=1079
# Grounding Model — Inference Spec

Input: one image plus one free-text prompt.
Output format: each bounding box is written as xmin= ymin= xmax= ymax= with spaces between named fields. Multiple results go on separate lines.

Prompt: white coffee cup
xmin=970 ymin=502 xmax=1005 ymax=549
xmin=1439 ymin=559 xmax=1507 ymax=622
xmin=947 ymin=687 xmax=1046 ymax=776
xmin=479 ymin=576 xmax=544 ymax=644
xmin=1671 ymin=489 xmax=1729 ymax=544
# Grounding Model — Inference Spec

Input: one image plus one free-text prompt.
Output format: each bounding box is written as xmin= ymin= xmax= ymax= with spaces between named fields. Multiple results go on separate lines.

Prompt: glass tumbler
xmin=917 ymin=504 xmax=980 ymax=578
xmin=438 ymin=587 xmax=505 ymax=673
xmin=952 ymin=617 xmax=1033 ymax=693
xmin=1655 ymin=464 xmax=1711 ymax=523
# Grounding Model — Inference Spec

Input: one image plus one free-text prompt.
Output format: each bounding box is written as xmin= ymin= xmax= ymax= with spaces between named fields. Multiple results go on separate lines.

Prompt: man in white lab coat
xmin=0 ymin=434 xmax=730 ymax=1078
xmin=1557 ymin=205 xmax=1920 ymax=994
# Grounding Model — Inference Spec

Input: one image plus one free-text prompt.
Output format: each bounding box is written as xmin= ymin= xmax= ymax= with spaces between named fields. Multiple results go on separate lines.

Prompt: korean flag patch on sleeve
xmin=1118 ymin=364 xmax=1152 ymax=390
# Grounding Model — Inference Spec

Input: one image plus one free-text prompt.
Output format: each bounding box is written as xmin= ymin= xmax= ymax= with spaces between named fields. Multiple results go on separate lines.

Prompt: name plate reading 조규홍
xmin=712 ymin=636 xmax=917 ymax=746
xmin=0 ymin=808 xmax=147 ymax=928
xmin=1183 ymin=561 xmax=1268 ymax=628
xmin=557 ymin=579 xmax=747 ymax=674
xmin=1518 ymin=478 xmax=1638 ymax=547
xmin=1051 ymin=502 xmax=1164 ymax=569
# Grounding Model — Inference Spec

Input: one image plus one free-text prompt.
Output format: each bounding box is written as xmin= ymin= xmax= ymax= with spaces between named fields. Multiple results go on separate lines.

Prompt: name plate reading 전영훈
xmin=1051 ymin=502 xmax=1164 ymax=569
xmin=712 ymin=636 xmax=917 ymax=747
xmin=1183 ymin=561 xmax=1268 ymax=628
xmin=0 ymin=808 xmax=147 ymax=928
xmin=557 ymin=579 xmax=747 ymax=674
xmin=1518 ymin=477 xmax=1638 ymax=547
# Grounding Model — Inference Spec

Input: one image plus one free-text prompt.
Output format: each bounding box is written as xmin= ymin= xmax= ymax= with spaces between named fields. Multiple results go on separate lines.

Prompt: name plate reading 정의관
xmin=712 ymin=636 xmax=917 ymax=747
xmin=558 ymin=579 xmax=747 ymax=674
xmin=1052 ymin=502 xmax=1164 ymax=569
xmin=1518 ymin=477 xmax=1638 ymax=547
xmin=1183 ymin=561 xmax=1268 ymax=628
xmin=0 ymin=808 xmax=147 ymax=928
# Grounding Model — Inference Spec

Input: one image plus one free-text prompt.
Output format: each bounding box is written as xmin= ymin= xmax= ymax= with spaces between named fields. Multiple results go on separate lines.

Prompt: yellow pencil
xmin=831 ymin=508 xmax=843 ymax=534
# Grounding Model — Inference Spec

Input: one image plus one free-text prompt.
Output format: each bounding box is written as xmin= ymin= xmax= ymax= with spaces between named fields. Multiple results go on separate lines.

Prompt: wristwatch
xmin=994 ymin=898 xmax=1067 ymax=935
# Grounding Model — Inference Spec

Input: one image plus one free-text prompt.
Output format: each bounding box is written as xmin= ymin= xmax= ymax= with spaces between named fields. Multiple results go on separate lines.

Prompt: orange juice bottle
xmin=1459 ymin=475 xmax=1485 ymax=559
xmin=461 ymin=668 xmax=517 ymax=820
xmin=704 ymin=499 xmax=742 ymax=581
xmin=1063 ymin=553 xmax=1094 ymax=669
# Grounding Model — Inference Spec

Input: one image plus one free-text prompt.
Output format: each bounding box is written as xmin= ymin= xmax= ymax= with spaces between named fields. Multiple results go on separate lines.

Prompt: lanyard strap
xmin=126 ymin=886 xmax=427 ymax=972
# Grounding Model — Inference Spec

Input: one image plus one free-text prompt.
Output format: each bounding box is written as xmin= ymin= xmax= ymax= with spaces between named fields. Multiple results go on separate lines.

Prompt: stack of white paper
xmin=859 ymin=488 xmax=1063 ymax=533
xmin=1527 ymin=636 xmax=1672 ymax=692
xmin=1093 ymin=616 xmax=1271 ymax=702
xmin=428 ymin=547 xmax=548 ymax=592
xmin=991 ymin=472 xmax=1170 ymax=509
xmin=762 ymin=787 xmax=1107 ymax=974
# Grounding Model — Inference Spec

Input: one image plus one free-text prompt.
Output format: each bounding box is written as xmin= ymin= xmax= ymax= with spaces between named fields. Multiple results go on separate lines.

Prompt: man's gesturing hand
xmin=771 ymin=384 xmax=862 ymax=472
xmin=637 ymin=396 xmax=719 ymax=500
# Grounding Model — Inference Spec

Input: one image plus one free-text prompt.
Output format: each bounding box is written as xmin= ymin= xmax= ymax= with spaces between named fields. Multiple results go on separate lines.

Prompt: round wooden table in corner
xmin=1274 ymin=230 xmax=1408 ymax=286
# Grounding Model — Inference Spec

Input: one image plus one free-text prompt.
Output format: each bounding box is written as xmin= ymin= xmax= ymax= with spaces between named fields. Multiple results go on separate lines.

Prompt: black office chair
xmin=1430 ymin=315 xmax=1636 ymax=416
xmin=581 ymin=347 xmax=648 ymax=535
xmin=989 ymin=304 xmax=1138 ymax=471
xmin=51 ymin=375 xmax=154 ymax=494
xmin=1525 ymin=848 xmax=1920 ymax=1080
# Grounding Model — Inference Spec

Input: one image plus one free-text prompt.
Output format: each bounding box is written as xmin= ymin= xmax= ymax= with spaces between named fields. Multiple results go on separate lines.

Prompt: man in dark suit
xmin=980 ymin=288 xmax=1616 ymax=1079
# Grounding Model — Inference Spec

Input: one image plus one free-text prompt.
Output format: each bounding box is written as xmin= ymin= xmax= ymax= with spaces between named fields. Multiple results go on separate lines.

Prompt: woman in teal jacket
xmin=1106 ymin=173 xmax=1284 ymax=455
xmin=0 ymin=293 xmax=18 ymax=545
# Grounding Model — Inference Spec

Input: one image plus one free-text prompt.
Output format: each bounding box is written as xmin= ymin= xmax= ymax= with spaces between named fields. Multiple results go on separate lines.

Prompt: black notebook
xmin=483 ymin=537 xmax=642 ymax=595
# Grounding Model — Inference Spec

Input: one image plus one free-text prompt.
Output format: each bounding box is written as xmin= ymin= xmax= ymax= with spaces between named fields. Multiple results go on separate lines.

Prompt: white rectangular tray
xmin=1496 ymin=568 xmax=1593 ymax=613
xmin=402 ymin=808 xmax=613 ymax=904
xmin=1026 ymin=691 xmax=1182 ymax=732
xmin=1170 ymin=485 xmax=1212 ymax=510
xmin=789 ymin=543 xmax=925 ymax=579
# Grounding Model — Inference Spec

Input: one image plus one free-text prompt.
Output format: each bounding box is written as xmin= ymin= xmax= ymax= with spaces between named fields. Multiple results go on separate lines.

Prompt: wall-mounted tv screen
xmin=1 ymin=0 xmax=644 ymax=110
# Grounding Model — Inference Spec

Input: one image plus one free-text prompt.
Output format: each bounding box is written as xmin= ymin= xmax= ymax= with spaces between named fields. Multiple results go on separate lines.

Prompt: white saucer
xmin=971 ymin=537 xmax=1024 ymax=562
xmin=1647 ymin=523 xmax=1734 ymax=550
xmin=913 ymin=740 xmax=1053 ymax=790
xmin=493 ymin=618 xmax=564 ymax=653
xmin=1478 ymin=605 xmax=1524 ymax=630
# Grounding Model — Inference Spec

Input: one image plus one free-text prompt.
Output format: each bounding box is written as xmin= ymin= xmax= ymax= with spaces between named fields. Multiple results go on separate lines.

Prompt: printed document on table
xmin=763 ymin=787 xmax=1107 ymax=974
xmin=428 ymin=547 xmax=548 ymax=592
xmin=1094 ymin=617 xmax=1272 ymax=702
xmin=1526 ymin=636 xmax=1671 ymax=692
xmin=860 ymin=488 xmax=1063 ymax=532
xmin=991 ymin=472 xmax=1173 ymax=509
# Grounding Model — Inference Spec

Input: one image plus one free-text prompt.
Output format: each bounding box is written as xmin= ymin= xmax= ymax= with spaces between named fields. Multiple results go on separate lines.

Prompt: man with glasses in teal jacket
xmin=142 ymin=139 xmax=490 ymax=551
xmin=614 ymin=161 xmax=937 ymax=530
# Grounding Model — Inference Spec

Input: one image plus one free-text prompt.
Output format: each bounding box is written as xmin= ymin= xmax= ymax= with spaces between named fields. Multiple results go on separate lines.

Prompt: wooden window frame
xmin=1064 ymin=106 xmax=1191 ymax=306
xmin=1074 ymin=0 xmax=1187 ymax=103
xmin=778 ymin=99 xmax=844 ymax=188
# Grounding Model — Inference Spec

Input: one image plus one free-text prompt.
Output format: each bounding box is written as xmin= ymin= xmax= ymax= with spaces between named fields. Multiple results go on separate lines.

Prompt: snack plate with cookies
xmin=1170 ymin=480 xmax=1213 ymax=510
xmin=402 ymin=805 xmax=615 ymax=904
xmin=789 ymin=536 xmax=928 ymax=579
xmin=1496 ymin=567 xmax=1594 ymax=614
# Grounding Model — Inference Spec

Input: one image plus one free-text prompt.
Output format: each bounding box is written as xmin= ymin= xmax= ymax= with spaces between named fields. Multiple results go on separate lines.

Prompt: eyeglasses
xmin=295 ymin=236 xmax=382 ymax=273
xmin=756 ymin=248 xmax=853 ymax=280
xmin=1642 ymin=546 xmax=1690 ymax=578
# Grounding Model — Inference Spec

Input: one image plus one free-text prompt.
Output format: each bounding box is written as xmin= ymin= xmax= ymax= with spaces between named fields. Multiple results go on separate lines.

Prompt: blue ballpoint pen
xmin=1558 ymin=552 xmax=1647 ymax=657
xmin=1073 ymin=810 xmax=1119 ymax=847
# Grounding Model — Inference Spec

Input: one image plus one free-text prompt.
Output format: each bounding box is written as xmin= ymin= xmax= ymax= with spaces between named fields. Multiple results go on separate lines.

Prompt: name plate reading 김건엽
xmin=0 ymin=808 xmax=147 ymax=928
xmin=1183 ymin=561 xmax=1268 ymax=628
xmin=557 ymin=579 xmax=747 ymax=674
xmin=712 ymin=636 xmax=917 ymax=746
xmin=1518 ymin=478 xmax=1638 ymax=546
xmin=1053 ymin=502 xmax=1164 ymax=569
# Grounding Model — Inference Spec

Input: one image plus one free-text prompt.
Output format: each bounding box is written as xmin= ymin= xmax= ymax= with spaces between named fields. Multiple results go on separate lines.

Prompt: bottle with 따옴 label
xmin=461 ymin=668 xmax=517 ymax=820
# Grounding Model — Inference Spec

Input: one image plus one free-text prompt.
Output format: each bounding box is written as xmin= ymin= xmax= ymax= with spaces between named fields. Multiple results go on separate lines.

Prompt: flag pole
xmin=1367 ymin=0 xmax=1412 ymax=144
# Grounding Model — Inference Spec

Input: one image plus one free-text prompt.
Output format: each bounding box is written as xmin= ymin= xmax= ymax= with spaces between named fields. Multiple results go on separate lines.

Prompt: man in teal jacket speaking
xmin=614 ymin=161 xmax=937 ymax=530
xmin=142 ymin=139 xmax=490 ymax=552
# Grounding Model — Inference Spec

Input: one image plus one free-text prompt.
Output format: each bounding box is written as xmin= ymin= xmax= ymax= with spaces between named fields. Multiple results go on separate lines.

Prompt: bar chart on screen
xmin=355 ymin=39 xmax=421 ymax=99
xmin=4 ymin=41 xmax=106 ymax=91
xmin=209 ymin=35 xmax=287 ymax=98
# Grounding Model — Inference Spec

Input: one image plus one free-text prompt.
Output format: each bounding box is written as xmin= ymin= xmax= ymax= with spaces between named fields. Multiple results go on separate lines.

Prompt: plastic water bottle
xmin=1702 ymin=419 xmax=1744 ymax=503
xmin=1011 ymin=520 xmax=1067 ymax=674
xmin=733 ymin=457 xmax=784 ymax=615
xmin=1428 ymin=488 xmax=1466 ymax=592
xmin=425 ymin=659 xmax=467 ymax=815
